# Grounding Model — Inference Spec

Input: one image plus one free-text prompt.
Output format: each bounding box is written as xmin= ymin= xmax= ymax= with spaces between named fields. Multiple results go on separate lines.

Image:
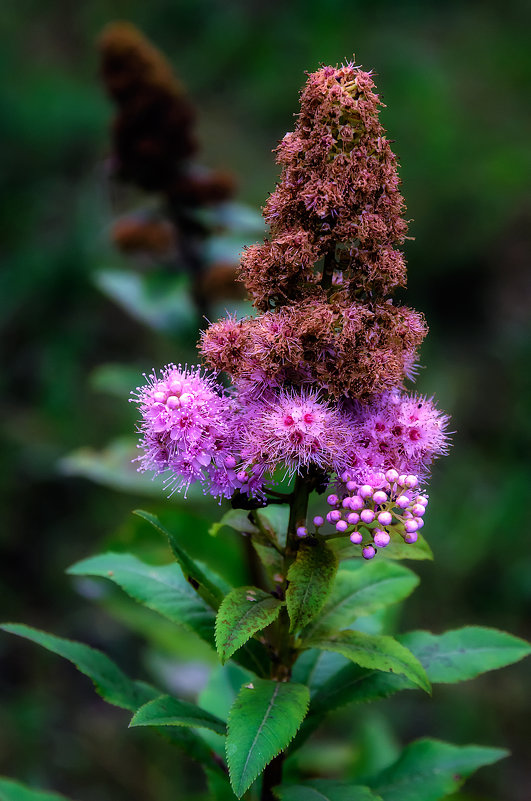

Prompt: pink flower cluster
xmin=132 ymin=61 xmax=450 ymax=554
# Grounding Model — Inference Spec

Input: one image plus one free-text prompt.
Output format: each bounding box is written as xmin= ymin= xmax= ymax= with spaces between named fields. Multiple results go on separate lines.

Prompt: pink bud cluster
xmin=308 ymin=468 xmax=429 ymax=558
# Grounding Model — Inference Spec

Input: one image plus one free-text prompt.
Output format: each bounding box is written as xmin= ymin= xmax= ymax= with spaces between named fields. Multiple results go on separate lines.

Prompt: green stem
xmin=260 ymin=473 xmax=311 ymax=800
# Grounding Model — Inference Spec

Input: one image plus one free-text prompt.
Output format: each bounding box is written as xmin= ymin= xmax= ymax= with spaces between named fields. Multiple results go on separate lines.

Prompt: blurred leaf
xmin=59 ymin=437 xmax=167 ymax=497
xmin=0 ymin=776 xmax=75 ymax=801
xmin=397 ymin=627 xmax=531 ymax=683
xmin=226 ymin=679 xmax=310 ymax=798
xmin=215 ymin=586 xmax=283 ymax=662
xmin=305 ymin=561 xmax=419 ymax=638
xmin=291 ymin=648 xmax=349 ymax=693
xmin=94 ymin=268 xmax=197 ymax=333
xmin=275 ymin=781 xmax=382 ymax=801
xmin=89 ymin=362 xmax=145 ymax=399
xmin=199 ymin=201 xmax=265 ymax=235
xmin=0 ymin=623 xmax=158 ymax=711
xmin=307 ymin=631 xmax=430 ymax=694
xmin=332 ymin=532 xmax=433 ymax=562
xmin=130 ymin=694 xmax=227 ymax=735
xmin=287 ymin=542 xmax=338 ymax=632
xmin=367 ymin=739 xmax=508 ymax=801
xmin=209 ymin=509 xmax=258 ymax=538
xmin=206 ymin=769 xmax=237 ymax=801
xmin=67 ymin=552 xmax=216 ymax=646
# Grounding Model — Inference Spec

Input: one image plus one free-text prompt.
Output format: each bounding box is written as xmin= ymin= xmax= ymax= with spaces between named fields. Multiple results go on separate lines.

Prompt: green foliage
xmin=67 ymin=552 xmax=216 ymax=645
xmin=307 ymin=631 xmax=431 ymax=694
xmin=134 ymin=509 xmax=224 ymax=609
xmin=305 ymin=560 xmax=419 ymax=638
xmin=130 ymin=694 xmax=227 ymax=735
xmin=286 ymin=541 xmax=338 ymax=632
xmin=215 ymin=586 xmax=283 ymax=662
xmin=226 ymin=679 xmax=310 ymax=798
xmin=367 ymin=739 xmax=508 ymax=801
xmin=398 ymin=627 xmax=531 ymax=683
xmin=275 ymin=781 xmax=382 ymax=801
xmin=0 ymin=777 xmax=74 ymax=801
xmin=0 ymin=623 xmax=157 ymax=711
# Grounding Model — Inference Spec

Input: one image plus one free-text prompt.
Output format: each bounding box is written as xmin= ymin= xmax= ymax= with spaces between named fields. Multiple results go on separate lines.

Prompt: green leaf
xmin=291 ymin=648 xmax=349 ymax=693
xmin=226 ymin=679 xmax=310 ymax=798
xmin=308 ymin=631 xmax=430 ymax=694
xmin=305 ymin=561 xmax=419 ymax=638
xmin=215 ymin=586 xmax=283 ymax=663
xmin=0 ymin=776 xmax=75 ymax=801
xmin=286 ymin=542 xmax=338 ymax=632
xmin=367 ymin=739 xmax=508 ymax=801
xmin=134 ymin=510 xmax=224 ymax=609
xmin=309 ymin=663 xmax=410 ymax=717
xmin=209 ymin=509 xmax=258 ymax=538
xmin=0 ymin=623 xmax=158 ymax=711
xmin=398 ymin=627 xmax=531 ymax=684
xmin=275 ymin=781 xmax=382 ymax=801
xmin=0 ymin=624 xmax=216 ymax=766
xmin=130 ymin=694 xmax=226 ymax=735
xmin=67 ymin=552 xmax=216 ymax=646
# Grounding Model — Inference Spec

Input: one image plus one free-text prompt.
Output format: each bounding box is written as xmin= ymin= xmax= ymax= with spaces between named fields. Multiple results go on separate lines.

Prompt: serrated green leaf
xmin=0 ymin=623 xmax=158 ymax=711
xmin=226 ymin=679 xmax=310 ymax=798
xmin=215 ymin=586 xmax=283 ymax=662
xmin=367 ymin=739 xmax=508 ymax=801
xmin=286 ymin=542 xmax=338 ymax=632
xmin=0 ymin=624 xmax=216 ymax=766
xmin=332 ymin=532 xmax=433 ymax=563
xmin=308 ymin=631 xmax=430 ymax=694
xmin=0 ymin=776 xmax=75 ymax=801
xmin=398 ymin=627 xmax=531 ymax=684
xmin=130 ymin=694 xmax=226 ymax=735
xmin=309 ymin=663 xmax=411 ymax=717
xmin=305 ymin=561 xmax=419 ymax=638
xmin=68 ymin=552 xmax=216 ymax=646
xmin=134 ymin=510 xmax=224 ymax=609
xmin=275 ymin=780 xmax=382 ymax=801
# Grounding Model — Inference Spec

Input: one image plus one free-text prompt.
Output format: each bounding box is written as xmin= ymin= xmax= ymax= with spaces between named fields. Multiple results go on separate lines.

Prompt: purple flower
xmin=132 ymin=364 xmax=243 ymax=498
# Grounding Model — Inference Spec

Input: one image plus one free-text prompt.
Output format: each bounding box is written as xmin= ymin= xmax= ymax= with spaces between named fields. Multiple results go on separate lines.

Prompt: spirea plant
xmin=3 ymin=61 xmax=529 ymax=801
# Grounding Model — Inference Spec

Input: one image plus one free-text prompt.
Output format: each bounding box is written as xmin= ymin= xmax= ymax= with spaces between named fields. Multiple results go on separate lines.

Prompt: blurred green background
xmin=1 ymin=1 xmax=530 ymax=799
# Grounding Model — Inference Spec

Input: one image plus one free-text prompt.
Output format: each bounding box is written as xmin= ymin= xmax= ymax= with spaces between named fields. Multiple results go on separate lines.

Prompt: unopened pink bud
xmin=386 ymin=469 xmax=399 ymax=483
xmin=225 ymin=455 xmax=237 ymax=469
xmin=373 ymin=530 xmax=390 ymax=547
xmin=153 ymin=391 xmax=166 ymax=403
xmin=417 ymin=495 xmax=429 ymax=507
xmin=398 ymin=474 xmax=408 ymax=486
xmin=373 ymin=490 xmax=388 ymax=504
xmin=166 ymin=395 xmax=181 ymax=409
xmin=341 ymin=471 xmax=352 ymax=483
xmin=411 ymin=504 xmax=425 ymax=517
xmin=404 ymin=520 xmax=419 ymax=533
xmin=404 ymin=531 xmax=418 ymax=544
xmin=396 ymin=495 xmax=410 ymax=509
xmin=377 ymin=511 xmax=393 ymax=526
xmin=405 ymin=475 xmax=418 ymax=489
xmin=360 ymin=509 xmax=375 ymax=524
xmin=236 ymin=471 xmax=248 ymax=483
xmin=342 ymin=497 xmax=352 ymax=509
xmin=349 ymin=496 xmax=364 ymax=510
xmin=296 ymin=526 xmax=308 ymax=538
xmin=359 ymin=485 xmax=373 ymax=499
xmin=414 ymin=517 xmax=425 ymax=529
xmin=313 ymin=515 xmax=324 ymax=527
xmin=336 ymin=520 xmax=348 ymax=532
xmin=347 ymin=512 xmax=360 ymax=525
xmin=362 ymin=545 xmax=376 ymax=560
xmin=350 ymin=531 xmax=363 ymax=545
xmin=327 ymin=494 xmax=339 ymax=506
xmin=346 ymin=480 xmax=357 ymax=492
xmin=330 ymin=510 xmax=342 ymax=523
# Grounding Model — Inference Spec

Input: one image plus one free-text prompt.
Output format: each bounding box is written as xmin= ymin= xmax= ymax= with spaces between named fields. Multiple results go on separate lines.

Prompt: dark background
xmin=1 ymin=1 xmax=530 ymax=799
